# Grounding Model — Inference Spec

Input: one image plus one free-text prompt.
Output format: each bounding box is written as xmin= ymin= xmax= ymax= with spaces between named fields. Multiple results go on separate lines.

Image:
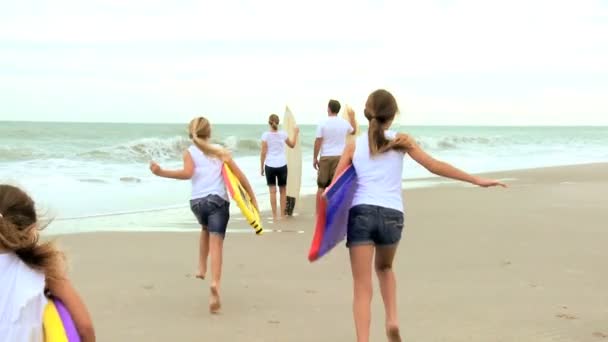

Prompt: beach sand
xmin=50 ymin=163 xmax=608 ymax=341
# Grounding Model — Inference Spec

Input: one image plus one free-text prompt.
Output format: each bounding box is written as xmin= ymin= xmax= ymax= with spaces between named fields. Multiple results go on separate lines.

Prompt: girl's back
xmin=261 ymin=131 xmax=288 ymax=167
xmin=0 ymin=252 xmax=47 ymax=342
xmin=352 ymin=131 xmax=405 ymax=212
xmin=188 ymin=145 xmax=228 ymax=201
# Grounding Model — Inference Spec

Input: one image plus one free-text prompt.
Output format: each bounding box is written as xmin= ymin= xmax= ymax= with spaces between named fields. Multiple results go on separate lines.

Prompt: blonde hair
xmin=364 ymin=89 xmax=413 ymax=155
xmin=268 ymin=114 xmax=279 ymax=131
xmin=188 ymin=117 xmax=230 ymax=161
xmin=0 ymin=184 xmax=65 ymax=281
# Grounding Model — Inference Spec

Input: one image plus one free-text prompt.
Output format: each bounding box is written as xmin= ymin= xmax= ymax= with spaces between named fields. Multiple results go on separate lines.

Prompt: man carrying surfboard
xmin=313 ymin=99 xmax=356 ymax=212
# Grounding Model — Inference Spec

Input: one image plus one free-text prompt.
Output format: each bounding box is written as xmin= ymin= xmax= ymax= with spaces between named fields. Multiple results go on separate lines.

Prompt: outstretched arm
xmin=149 ymin=151 xmax=195 ymax=180
xmin=47 ymin=276 xmax=95 ymax=342
xmin=226 ymin=157 xmax=259 ymax=211
xmin=405 ymin=136 xmax=506 ymax=187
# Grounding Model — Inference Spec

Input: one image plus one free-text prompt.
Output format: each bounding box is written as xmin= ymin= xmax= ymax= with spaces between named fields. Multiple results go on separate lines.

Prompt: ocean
xmin=1 ymin=121 xmax=607 ymax=234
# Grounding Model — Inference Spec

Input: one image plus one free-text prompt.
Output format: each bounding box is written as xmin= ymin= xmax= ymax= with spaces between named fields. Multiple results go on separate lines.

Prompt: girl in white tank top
xmin=150 ymin=116 xmax=258 ymax=314
xmin=332 ymin=90 xmax=507 ymax=342
xmin=0 ymin=185 xmax=95 ymax=342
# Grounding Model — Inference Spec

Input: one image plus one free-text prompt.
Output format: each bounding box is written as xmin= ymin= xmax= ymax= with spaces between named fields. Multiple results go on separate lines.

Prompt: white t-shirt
xmin=188 ymin=145 xmax=229 ymax=201
xmin=351 ymin=130 xmax=405 ymax=212
xmin=316 ymin=116 xmax=354 ymax=157
xmin=261 ymin=130 xmax=288 ymax=168
xmin=0 ymin=252 xmax=48 ymax=342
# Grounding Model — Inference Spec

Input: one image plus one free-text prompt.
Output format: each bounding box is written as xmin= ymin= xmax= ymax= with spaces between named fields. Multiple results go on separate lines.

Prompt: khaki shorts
xmin=317 ymin=156 xmax=341 ymax=188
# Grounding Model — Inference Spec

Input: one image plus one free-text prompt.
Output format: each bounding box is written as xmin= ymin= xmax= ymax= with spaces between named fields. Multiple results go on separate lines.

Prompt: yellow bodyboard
xmin=222 ymin=164 xmax=263 ymax=234
xmin=43 ymin=300 xmax=68 ymax=342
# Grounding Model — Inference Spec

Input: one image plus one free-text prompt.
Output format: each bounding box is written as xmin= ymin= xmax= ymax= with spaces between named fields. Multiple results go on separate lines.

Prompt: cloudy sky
xmin=1 ymin=0 xmax=607 ymax=125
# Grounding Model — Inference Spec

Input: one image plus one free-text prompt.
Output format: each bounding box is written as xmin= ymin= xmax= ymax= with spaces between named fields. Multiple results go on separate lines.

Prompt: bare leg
xmin=375 ymin=245 xmax=401 ymax=342
xmin=269 ymin=186 xmax=278 ymax=221
xmin=196 ymin=227 xmax=209 ymax=279
xmin=279 ymin=186 xmax=287 ymax=218
xmin=209 ymin=234 xmax=224 ymax=313
xmin=350 ymin=245 xmax=375 ymax=342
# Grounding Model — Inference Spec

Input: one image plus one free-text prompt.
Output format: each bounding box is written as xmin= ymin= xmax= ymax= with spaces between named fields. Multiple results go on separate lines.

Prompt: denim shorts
xmin=346 ymin=204 xmax=404 ymax=247
xmin=190 ymin=194 xmax=230 ymax=237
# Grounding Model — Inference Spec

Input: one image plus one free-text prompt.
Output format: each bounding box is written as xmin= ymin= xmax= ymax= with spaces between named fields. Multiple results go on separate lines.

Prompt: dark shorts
xmin=265 ymin=165 xmax=288 ymax=187
xmin=346 ymin=204 xmax=404 ymax=247
xmin=190 ymin=194 xmax=230 ymax=237
xmin=317 ymin=156 xmax=340 ymax=188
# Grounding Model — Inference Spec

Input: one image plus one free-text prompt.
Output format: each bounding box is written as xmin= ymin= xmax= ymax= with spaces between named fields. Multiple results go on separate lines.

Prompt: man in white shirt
xmin=313 ymin=99 xmax=356 ymax=210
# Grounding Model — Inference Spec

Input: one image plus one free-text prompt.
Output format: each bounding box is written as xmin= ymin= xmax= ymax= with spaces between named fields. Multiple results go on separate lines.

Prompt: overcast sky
xmin=1 ymin=0 xmax=607 ymax=125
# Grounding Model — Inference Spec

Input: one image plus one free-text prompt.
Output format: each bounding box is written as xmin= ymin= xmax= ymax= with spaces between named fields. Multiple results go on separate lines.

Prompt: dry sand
xmin=52 ymin=163 xmax=608 ymax=341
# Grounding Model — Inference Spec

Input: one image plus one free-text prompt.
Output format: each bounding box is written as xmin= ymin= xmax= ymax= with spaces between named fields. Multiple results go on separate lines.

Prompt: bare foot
xmin=196 ymin=266 xmax=206 ymax=280
xmin=209 ymin=285 xmax=221 ymax=314
xmin=387 ymin=325 xmax=402 ymax=342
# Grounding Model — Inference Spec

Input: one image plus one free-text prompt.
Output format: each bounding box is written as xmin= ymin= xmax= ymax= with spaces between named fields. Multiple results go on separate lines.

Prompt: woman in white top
xmin=260 ymin=114 xmax=299 ymax=221
xmin=150 ymin=116 xmax=258 ymax=314
xmin=0 ymin=185 xmax=95 ymax=342
xmin=333 ymin=90 xmax=506 ymax=342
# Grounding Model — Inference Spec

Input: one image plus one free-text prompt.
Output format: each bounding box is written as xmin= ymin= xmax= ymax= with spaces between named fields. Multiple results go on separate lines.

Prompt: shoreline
xmin=46 ymin=161 xmax=607 ymax=235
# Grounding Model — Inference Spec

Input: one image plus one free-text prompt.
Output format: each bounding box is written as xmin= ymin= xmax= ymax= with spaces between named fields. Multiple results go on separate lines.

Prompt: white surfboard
xmin=284 ymin=106 xmax=302 ymax=216
xmin=342 ymin=104 xmax=360 ymax=143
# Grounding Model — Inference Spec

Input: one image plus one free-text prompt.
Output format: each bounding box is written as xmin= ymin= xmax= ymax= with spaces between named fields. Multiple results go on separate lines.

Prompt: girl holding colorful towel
xmin=333 ymin=90 xmax=506 ymax=342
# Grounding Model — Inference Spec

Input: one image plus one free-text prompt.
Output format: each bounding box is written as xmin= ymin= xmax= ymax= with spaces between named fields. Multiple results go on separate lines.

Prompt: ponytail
xmin=365 ymin=89 xmax=413 ymax=155
xmin=368 ymin=116 xmax=389 ymax=155
xmin=268 ymin=114 xmax=280 ymax=131
xmin=189 ymin=117 xmax=230 ymax=161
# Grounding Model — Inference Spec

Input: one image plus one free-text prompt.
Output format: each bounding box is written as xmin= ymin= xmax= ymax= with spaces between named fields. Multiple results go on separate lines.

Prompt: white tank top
xmin=0 ymin=252 xmax=47 ymax=342
xmin=261 ymin=130 xmax=288 ymax=168
xmin=351 ymin=130 xmax=405 ymax=212
xmin=188 ymin=145 xmax=229 ymax=201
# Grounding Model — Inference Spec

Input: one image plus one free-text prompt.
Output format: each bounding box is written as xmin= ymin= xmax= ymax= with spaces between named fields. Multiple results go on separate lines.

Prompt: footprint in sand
xmin=142 ymin=284 xmax=155 ymax=290
xmin=267 ymin=320 xmax=280 ymax=324
xmin=305 ymin=289 xmax=317 ymax=294
xmin=556 ymin=313 xmax=578 ymax=320
xmin=593 ymin=332 xmax=608 ymax=339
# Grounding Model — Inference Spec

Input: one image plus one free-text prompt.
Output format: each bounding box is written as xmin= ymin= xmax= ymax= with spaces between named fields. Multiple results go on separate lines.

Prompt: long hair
xmin=188 ymin=117 xmax=229 ymax=161
xmin=0 ymin=184 xmax=65 ymax=281
xmin=364 ymin=89 xmax=412 ymax=155
xmin=268 ymin=114 xmax=280 ymax=131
